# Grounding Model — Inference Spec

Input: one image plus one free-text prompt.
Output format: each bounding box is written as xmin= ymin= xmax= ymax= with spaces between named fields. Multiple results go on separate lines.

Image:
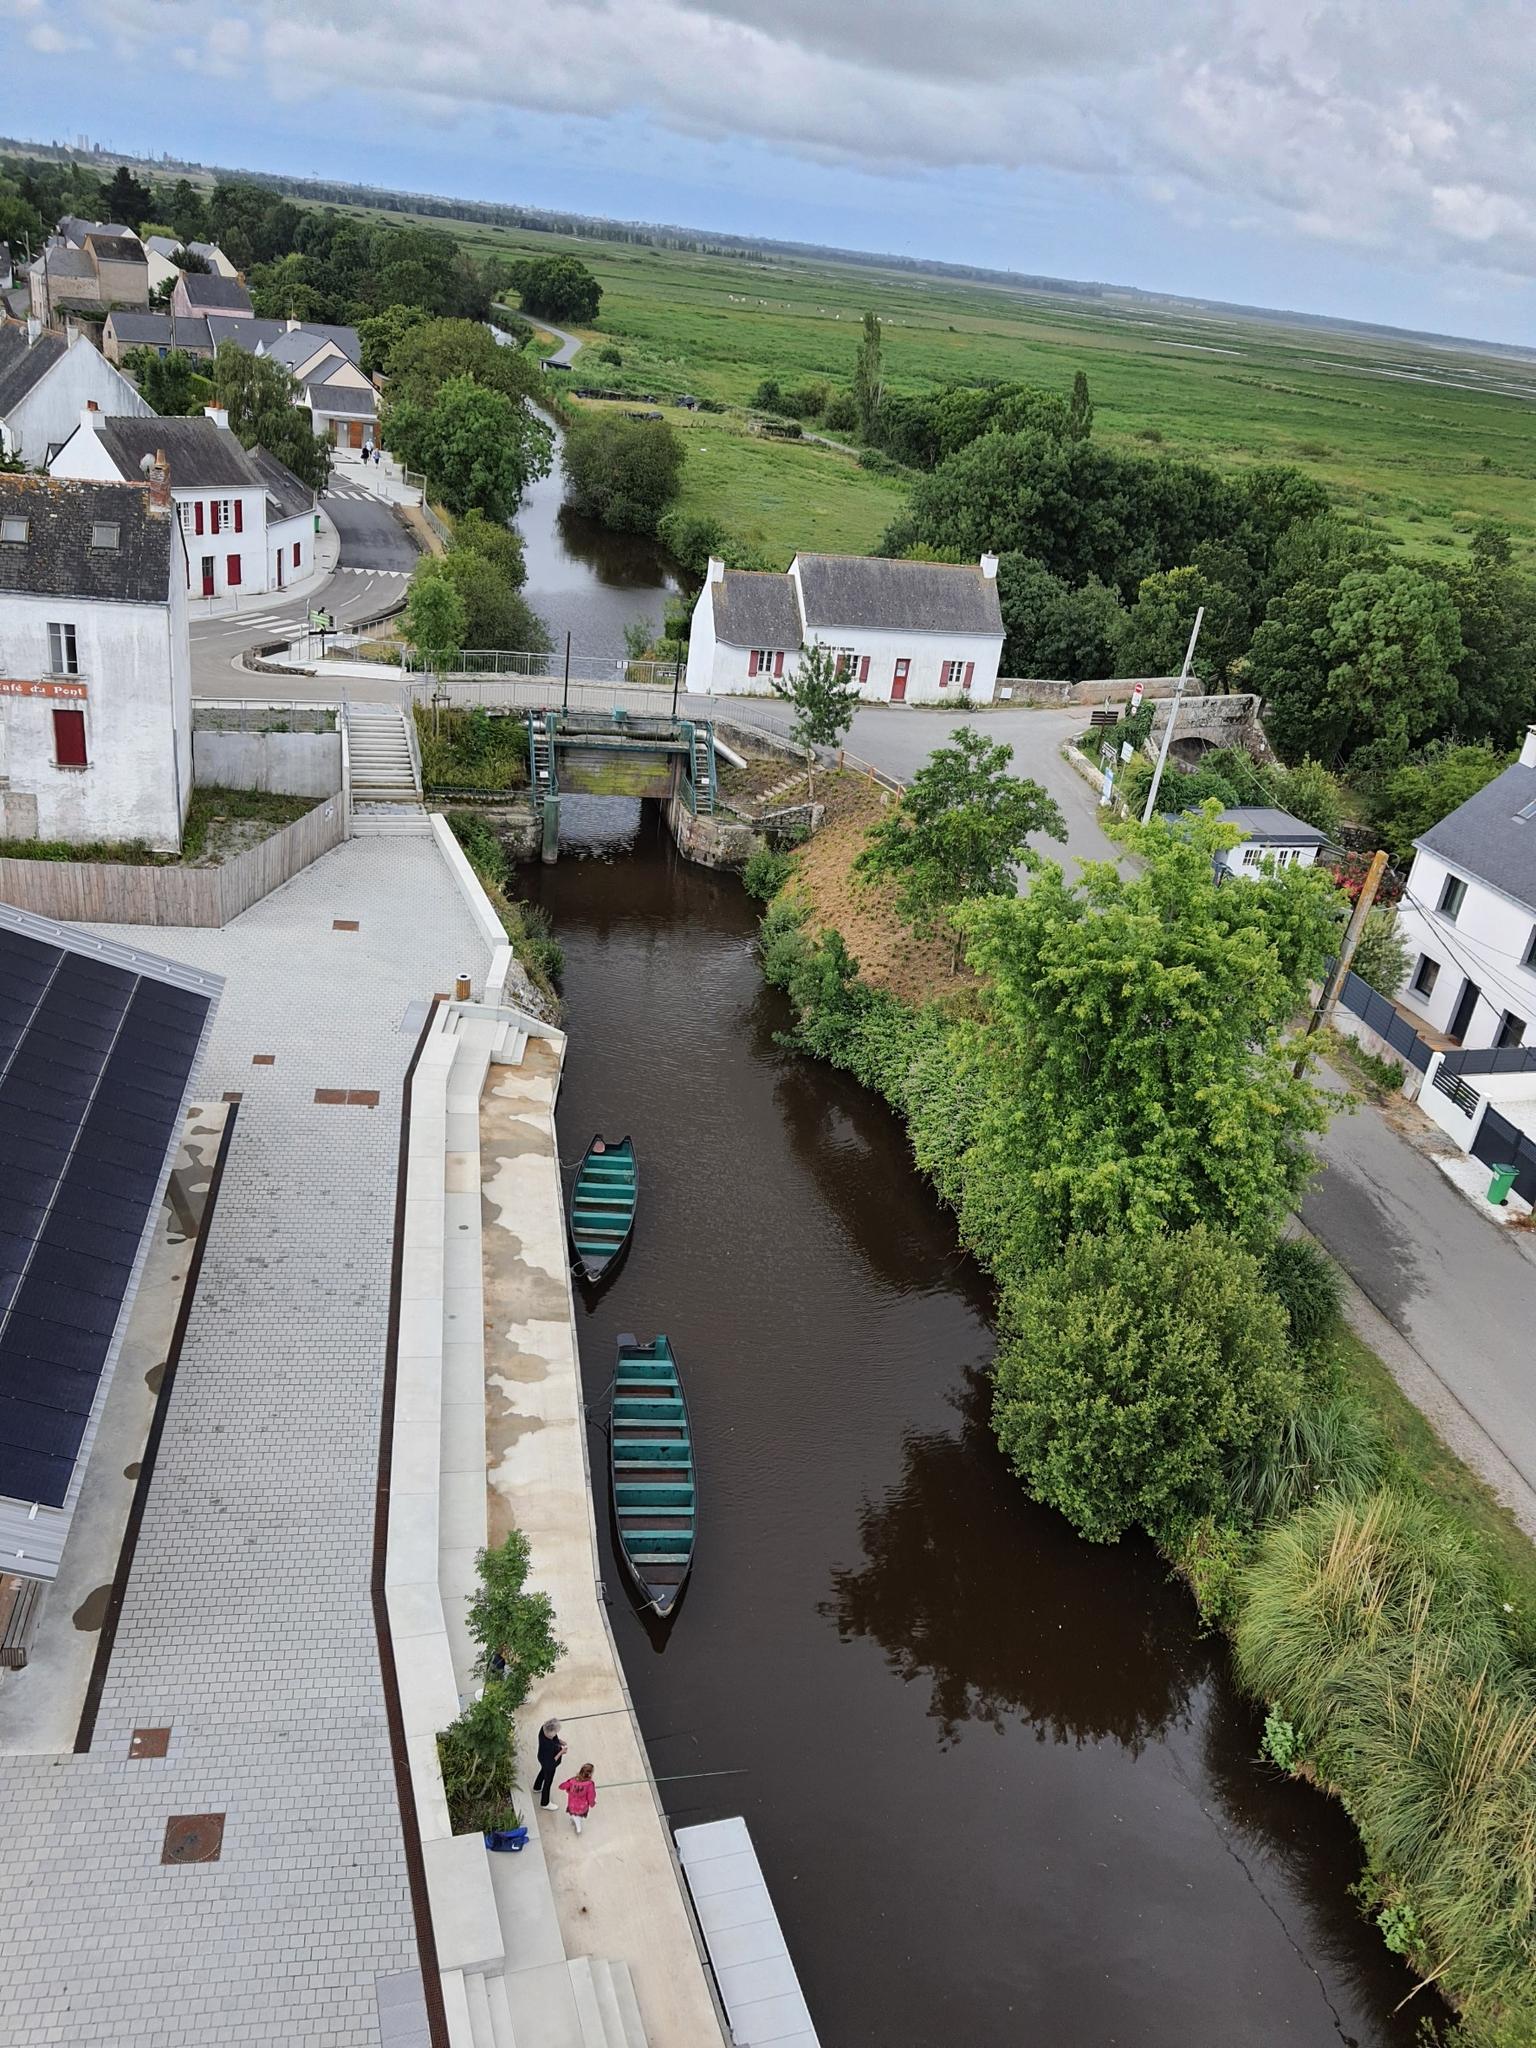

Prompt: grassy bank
xmin=753 ymin=791 xmax=1536 ymax=2044
xmin=415 ymin=704 xmax=529 ymax=793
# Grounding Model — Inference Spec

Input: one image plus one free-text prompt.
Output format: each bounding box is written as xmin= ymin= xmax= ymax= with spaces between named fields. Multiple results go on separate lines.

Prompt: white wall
xmin=0 ymin=589 xmax=187 ymax=847
xmin=1396 ymin=847 xmax=1536 ymax=1049
xmin=1216 ymin=842 xmax=1321 ymax=880
xmin=267 ymin=509 xmax=313 ymax=592
xmin=2 ymin=339 xmax=152 ymax=465
xmin=683 ymin=576 xmax=718 ymax=698
xmin=700 ymin=622 xmax=1003 ymax=703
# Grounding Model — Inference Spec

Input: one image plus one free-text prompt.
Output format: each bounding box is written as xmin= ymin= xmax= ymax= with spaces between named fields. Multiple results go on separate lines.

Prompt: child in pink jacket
xmin=559 ymin=1763 xmax=597 ymax=1835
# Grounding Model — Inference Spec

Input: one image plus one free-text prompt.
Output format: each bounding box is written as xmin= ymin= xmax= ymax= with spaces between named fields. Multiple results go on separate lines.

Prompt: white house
xmin=49 ymin=406 xmax=315 ymax=599
xmin=1213 ymin=806 xmax=1328 ymax=880
xmin=0 ymin=316 xmax=152 ymax=466
xmin=0 ymin=469 xmax=191 ymax=848
xmin=1396 ymin=729 xmax=1536 ymax=1052
xmin=685 ymin=551 xmax=1005 ymax=704
xmin=142 ymin=236 xmax=238 ymax=295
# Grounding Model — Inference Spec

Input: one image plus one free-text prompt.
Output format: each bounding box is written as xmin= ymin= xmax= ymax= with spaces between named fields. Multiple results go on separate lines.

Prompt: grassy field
xmin=339 ymin=202 xmax=1536 ymax=564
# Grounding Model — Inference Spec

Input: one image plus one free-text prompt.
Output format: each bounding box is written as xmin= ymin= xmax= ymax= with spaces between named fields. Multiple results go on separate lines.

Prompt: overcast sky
xmin=5 ymin=0 xmax=1535 ymax=345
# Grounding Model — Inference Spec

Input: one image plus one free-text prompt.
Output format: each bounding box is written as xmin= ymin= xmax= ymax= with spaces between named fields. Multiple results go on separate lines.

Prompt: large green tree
xmin=559 ymin=411 xmax=683 ymax=534
xmin=1364 ymin=742 xmax=1512 ymax=865
xmin=435 ymin=548 xmax=549 ymax=654
xmin=386 ymin=375 xmax=551 ymax=522
xmin=855 ymin=727 xmax=1065 ymax=950
xmin=210 ymin=343 xmax=330 ymax=492
xmin=994 ymin=1224 xmax=1298 ymax=1544
xmin=403 ymin=564 xmax=467 ymax=670
xmin=120 ymin=347 xmax=206 ymax=417
xmin=1115 ymin=561 xmax=1252 ymax=686
xmin=510 ymin=254 xmax=601 ymax=324
xmin=385 ymin=317 xmax=542 ymax=409
xmin=852 ymin=311 xmax=884 ymax=441
xmin=995 ymin=556 xmax=1124 ymax=680
xmin=941 ymin=809 xmax=1337 ymax=1273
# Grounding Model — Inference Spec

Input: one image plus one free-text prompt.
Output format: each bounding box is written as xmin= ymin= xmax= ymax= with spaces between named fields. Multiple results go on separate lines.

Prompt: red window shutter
xmin=834 ymin=654 xmax=845 ymax=675
xmin=227 ymin=554 xmax=241 ymax=586
xmin=210 ymin=500 xmax=220 ymax=535
xmin=52 ymin=708 xmax=87 ymax=767
xmin=773 ymin=652 xmax=784 ymax=678
xmin=194 ymin=500 xmax=204 ymax=536
xmin=748 ymin=649 xmax=759 ymax=677
xmin=940 ymin=665 xmax=949 ymax=687
xmin=234 ymin=499 xmax=243 ymax=534
xmin=293 ymin=542 xmax=301 ymax=568
xmin=962 ymin=661 xmax=974 ymax=691
xmin=858 ymin=656 xmax=870 ymax=683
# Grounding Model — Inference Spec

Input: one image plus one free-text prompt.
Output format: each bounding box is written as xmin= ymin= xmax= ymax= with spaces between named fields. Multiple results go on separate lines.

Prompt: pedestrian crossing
xmin=336 ymin=565 xmax=410 ymax=578
xmin=324 ymin=485 xmax=376 ymax=503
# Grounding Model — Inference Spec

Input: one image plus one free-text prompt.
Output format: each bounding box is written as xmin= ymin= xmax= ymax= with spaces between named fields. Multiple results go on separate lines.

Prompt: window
xmin=0 ymin=516 xmax=28 ymax=544
xmin=226 ymin=553 xmax=241 ymax=586
xmin=1241 ymin=846 xmax=1263 ymax=868
xmin=1438 ymin=874 xmax=1468 ymax=921
xmin=89 ymin=522 xmax=119 ymax=551
xmin=1497 ymin=1012 xmax=1527 ymax=1050
xmin=943 ymin=659 xmax=968 ymax=688
xmin=51 ymin=708 xmax=87 ymax=768
xmin=1411 ymin=955 xmax=1440 ymax=997
xmin=1524 ymin=927 xmax=1536 ymax=970
xmin=47 ymin=622 xmax=78 ymax=676
xmin=292 ymin=541 xmax=301 ymax=569
xmin=178 ymin=502 xmax=194 ymax=533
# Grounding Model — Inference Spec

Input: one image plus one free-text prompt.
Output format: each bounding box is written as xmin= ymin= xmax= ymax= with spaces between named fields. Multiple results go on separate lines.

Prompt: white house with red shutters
xmin=684 ymin=550 xmax=1005 ymax=704
xmin=48 ymin=406 xmax=314 ymax=600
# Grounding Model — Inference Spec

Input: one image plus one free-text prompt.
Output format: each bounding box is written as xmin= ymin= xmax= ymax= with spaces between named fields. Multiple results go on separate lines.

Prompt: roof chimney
xmin=706 ymin=555 xmax=726 ymax=585
xmin=26 ymin=314 xmax=40 ymax=347
xmin=204 ymin=404 xmax=230 ymax=432
xmin=146 ymin=450 xmax=171 ymax=518
xmin=1521 ymin=725 xmax=1536 ymax=770
xmin=65 ymin=317 xmax=78 ymax=349
xmin=81 ymin=402 xmax=100 ymax=434
xmin=980 ymin=551 xmax=999 ymax=579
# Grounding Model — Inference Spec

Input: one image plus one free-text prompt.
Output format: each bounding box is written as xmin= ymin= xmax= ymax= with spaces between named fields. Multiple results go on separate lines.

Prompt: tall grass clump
xmin=1235 ymin=1489 xmax=1536 ymax=2036
xmin=1227 ymin=1395 xmax=1385 ymax=1528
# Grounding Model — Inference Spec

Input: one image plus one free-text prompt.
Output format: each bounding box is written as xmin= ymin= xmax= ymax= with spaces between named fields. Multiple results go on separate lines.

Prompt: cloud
xmin=26 ymin=15 xmax=89 ymax=50
xmin=49 ymin=0 xmax=1536 ymax=283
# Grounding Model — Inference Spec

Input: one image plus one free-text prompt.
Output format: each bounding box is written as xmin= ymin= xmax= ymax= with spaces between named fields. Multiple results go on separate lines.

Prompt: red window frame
xmin=194 ymin=500 xmax=204 ymax=536
xmin=52 ymin=707 xmax=87 ymax=767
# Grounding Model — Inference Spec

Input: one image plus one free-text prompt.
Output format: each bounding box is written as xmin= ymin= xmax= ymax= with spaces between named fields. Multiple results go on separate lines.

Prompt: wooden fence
xmin=0 ymin=797 xmax=345 ymax=929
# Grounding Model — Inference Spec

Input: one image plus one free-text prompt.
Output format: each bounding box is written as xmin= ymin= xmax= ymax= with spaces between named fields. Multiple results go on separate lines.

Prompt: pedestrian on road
xmin=558 ymin=1762 xmax=597 ymax=1835
xmin=533 ymin=1718 xmax=566 ymax=1808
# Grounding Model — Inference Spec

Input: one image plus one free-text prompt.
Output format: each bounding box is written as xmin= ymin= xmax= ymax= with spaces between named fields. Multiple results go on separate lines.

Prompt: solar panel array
xmin=0 ymin=924 xmax=211 ymax=1509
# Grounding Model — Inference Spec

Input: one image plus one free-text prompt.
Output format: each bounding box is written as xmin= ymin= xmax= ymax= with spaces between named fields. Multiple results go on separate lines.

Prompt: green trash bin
xmin=1488 ymin=1164 xmax=1520 ymax=1206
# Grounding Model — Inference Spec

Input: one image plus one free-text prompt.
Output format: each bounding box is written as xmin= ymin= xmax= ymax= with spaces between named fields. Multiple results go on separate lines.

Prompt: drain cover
xmin=129 ymin=1726 xmax=170 ymax=1759
xmin=161 ymin=1812 xmax=224 ymax=1864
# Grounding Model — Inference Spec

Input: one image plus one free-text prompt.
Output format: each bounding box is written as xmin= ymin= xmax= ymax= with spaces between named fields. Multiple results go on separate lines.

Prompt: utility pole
xmin=562 ymin=630 xmax=571 ymax=713
xmin=1294 ymin=847 xmax=1388 ymax=1075
xmin=1141 ymin=607 xmax=1204 ymax=824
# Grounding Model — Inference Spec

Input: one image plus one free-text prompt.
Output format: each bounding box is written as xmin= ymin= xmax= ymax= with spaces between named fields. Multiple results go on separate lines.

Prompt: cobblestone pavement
xmin=0 ymin=838 xmax=489 ymax=2048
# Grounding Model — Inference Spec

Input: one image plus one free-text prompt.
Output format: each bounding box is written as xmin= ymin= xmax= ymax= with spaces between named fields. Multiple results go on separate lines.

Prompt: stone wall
xmin=193 ymin=730 xmax=341 ymax=798
xmin=666 ymin=794 xmax=762 ymax=869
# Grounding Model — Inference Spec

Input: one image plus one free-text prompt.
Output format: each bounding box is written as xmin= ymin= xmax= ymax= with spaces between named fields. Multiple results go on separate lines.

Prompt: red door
xmin=200 ymin=554 xmax=215 ymax=597
xmin=349 ymin=422 xmax=364 ymax=449
xmin=891 ymin=659 xmax=909 ymax=702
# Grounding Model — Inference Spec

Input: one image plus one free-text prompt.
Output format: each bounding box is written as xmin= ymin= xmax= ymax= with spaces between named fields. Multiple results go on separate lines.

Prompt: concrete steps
xmin=458 ymin=1958 xmax=646 ymax=2048
xmin=345 ymin=702 xmax=421 ymax=803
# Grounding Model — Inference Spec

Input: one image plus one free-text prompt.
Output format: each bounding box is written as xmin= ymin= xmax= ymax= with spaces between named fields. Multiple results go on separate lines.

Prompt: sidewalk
xmin=185 ymin=506 xmax=341 ymax=623
xmin=331 ymin=446 xmax=426 ymax=508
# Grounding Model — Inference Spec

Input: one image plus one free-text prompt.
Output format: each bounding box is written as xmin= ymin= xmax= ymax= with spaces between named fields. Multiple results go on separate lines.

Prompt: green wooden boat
xmin=610 ymin=1333 xmax=694 ymax=1619
xmin=569 ymin=1135 xmax=638 ymax=1283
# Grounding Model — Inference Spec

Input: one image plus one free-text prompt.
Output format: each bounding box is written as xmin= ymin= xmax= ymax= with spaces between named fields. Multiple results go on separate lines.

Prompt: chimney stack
xmin=65 ymin=317 xmax=78 ymax=349
xmin=26 ymin=314 xmax=40 ymax=346
xmin=146 ymin=450 xmax=171 ymax=517
xmin=1521 ymin=725 xmax=1536 ymax=770
xmin=80 ymin=402 xmax=100 ymax=434
xmin=980 ymin=551 xmax=999 ymax=579
xmin=204 ymin=404 xmax=230 ymax=432
xmin=705 ymin=555 xmax=726 ymax=585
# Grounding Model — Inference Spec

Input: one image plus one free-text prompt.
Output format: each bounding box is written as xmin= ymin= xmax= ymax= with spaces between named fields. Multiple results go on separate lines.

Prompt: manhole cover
xmin=161 ymin=1812 xmax=224 ymax=1864
xmin=129 ymin=1726 xmax=170 ymax=1759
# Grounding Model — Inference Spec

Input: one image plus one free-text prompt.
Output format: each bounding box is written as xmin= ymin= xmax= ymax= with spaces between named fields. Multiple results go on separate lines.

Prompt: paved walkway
xmin=0 ymin=837 xmax=490 ymax=2046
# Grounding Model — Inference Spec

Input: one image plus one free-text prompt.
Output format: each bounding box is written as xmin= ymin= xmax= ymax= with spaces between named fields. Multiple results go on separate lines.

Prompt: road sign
xmin=1120 ymin=739 xmax=1134 ymax=761
xmin=1130 ymin=681 xmax=1144 ymax=712
xmin=1099 ymin=768 xmax=1114 ymax=807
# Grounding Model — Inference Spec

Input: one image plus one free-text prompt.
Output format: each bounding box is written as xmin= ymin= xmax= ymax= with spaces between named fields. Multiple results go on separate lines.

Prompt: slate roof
xmin=793 ymin=553 xmax=1004 ymax=636
xmin=1416 ymin=762 xmax=1536 ymax=911
xmin=175 ymin=273 xmax=253 ymax=314
xmin=0 ymin=474 xmax=174 ymax=605
xmin=307 ymin=381 xmax=375 ymax=417
xmin=711 ymin=569 xmax=803 ymax=650
xmin=41 ymin=247 xmax=94 ymax=285
xmin=143 ymin=235 xmax=180 ymax=260
xmin=297 ymin=321 xmax=361 ymax=365
xmin=85 ymin=230 xmax=145 ymax=264
xmin=0 ymin=320 xmax=67 ymax=415
xmin=267 ymin=328 xmax=330 ymax=370
xmin=1217 ymin=807 xmax=1329 ymax=847
xmin=57 ymin=217 xmax=135 ymax=247
xmin=247 ymin=445 xmax=314 ymax=522
xmin=208 ymin=314 xmax=287 ymax=353
xmin=89 ymin=415 xmax=261 ymax=491
xmin=105 ymin=311 xmax=213 ymax=353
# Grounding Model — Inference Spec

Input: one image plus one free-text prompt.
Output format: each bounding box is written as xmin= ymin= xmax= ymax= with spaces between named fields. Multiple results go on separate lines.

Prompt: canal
xmin=524 ymin=797 xmax=1442 ymax=2048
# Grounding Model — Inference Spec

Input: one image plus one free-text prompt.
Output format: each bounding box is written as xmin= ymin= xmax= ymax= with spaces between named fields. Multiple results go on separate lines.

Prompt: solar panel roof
xmin=0 ymin=917 xmax=217 ymax=1511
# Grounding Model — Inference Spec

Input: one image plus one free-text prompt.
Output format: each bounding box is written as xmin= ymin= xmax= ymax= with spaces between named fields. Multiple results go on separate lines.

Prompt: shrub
xmin=823 ymin=390 xmax=858 ymax=432
xmin=1350 ymin=906 xmax=1410 ymax=998
xmin=1227 ymin=1396 xmax=1385 ymax=1528
xmin=1262 ymin=1237 xmax=1344 ymax=1356
xmin=743 ymin=846 xmax=794 ymax=900
xmin=598 ymin=343 xmax=623 ymax=366
xmin=437 ymin=1681 xmax=519 ymax=1835
xmin=1261 ymin=1712 xmax=1302 ymax=1771
xmin=465 ymin=1526 xmax=566 ymax=1703
xmin=561 ymin=410 xmax=684 ymax=534
xmin=993 ymin=1225 xmax=1299 ymax=1544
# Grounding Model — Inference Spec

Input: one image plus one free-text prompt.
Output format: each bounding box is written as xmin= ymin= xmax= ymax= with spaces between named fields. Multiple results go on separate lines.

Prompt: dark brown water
xmin=528 ymin=798 xmax=1443 ymax=2048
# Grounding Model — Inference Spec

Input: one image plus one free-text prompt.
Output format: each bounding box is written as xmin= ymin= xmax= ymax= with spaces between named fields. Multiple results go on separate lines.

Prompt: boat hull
xmin=609 ymin=1332 xmax=694 ymax=1619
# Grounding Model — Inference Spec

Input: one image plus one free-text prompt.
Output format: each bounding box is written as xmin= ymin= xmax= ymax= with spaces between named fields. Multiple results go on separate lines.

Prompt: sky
xmin=5 ymin=0 xmax=1536 ymax=346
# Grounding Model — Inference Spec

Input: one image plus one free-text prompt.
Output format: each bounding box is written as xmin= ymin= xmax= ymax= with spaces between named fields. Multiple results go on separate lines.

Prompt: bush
xmin=465 ymin=1526 xmax=566 ymax=1702
xmin=1227 ymin=1396 xmax=1385 ymax=1528
xmin=561 ymin=410 xmax=684 ymax=534
xmin=437 ymin=1681 xmax=519 ymax=1835
xmin=823 ymin=390 xmax=858 ymax=432
xmin=1350 ymin=906 xmax=1410 ymax=998
xmin=598 ymin=343 xmax=623 ymax=366
xmin=743 ymin=846 xmax=794 ymax=900
xmin=1262 ymin=1236 xmax=1344 ymax=1356
xmin=993 ymin=1225 xmax=1299 ymax=1544
xmin=446 ymin=810 xmax=563 ymax=1002
xmin=415 ymin=706 xmax=528 ymax=791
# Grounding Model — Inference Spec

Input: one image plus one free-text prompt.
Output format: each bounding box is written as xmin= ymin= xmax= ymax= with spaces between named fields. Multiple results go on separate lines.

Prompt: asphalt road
xmin=323 ymin=489 xmax=420 ymax=573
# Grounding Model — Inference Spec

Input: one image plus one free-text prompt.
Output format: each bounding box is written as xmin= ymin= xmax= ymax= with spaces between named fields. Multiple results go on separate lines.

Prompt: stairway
xmin=529 ymin=714 xmax=556 ymax=812
xmin=460 ymin=1959 xmax=648 ymax=2047
xmin=691 ymin=724 xmax=714 ymax=814
xmin=345 ymin=701 xmax=430 ymax=836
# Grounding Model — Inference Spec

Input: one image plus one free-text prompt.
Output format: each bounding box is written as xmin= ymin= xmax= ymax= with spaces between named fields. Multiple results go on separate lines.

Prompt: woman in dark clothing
xmin=533 ymin=1718 xmax=566 ymax=1807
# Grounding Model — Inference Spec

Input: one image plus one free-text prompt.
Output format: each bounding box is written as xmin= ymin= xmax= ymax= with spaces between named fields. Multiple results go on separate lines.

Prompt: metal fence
xmin=1441 ymin=1043 xmax=1536 ymax=1079
xmin=1335 ymin=969 xmax=1435 ymax=1072
xmin=1471 ymin=1104 xmax=1536 ymax=1204
xmin=405 ymin=675 xmax=680 ymax=718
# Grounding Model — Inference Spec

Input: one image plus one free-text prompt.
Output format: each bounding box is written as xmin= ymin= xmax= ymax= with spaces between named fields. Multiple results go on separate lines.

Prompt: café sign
xmin=0 ymin=679 xmax=89 ymax=699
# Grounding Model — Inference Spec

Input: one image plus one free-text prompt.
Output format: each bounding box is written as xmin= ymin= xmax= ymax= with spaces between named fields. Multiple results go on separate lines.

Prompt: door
xmin=1448 ymin=978 xmax=1481 ymax=1044
xmin=200 ymin=555 xmax=215 ymax=598
xmin=891 ymin=658 xmax=909 ymax=702
xmin=348 ymin=421 xmax=364 ymax=449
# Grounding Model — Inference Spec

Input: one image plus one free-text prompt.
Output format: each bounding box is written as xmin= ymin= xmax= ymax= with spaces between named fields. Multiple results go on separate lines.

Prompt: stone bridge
xmin=1149 ymin=692 xmax=1272 ymax=761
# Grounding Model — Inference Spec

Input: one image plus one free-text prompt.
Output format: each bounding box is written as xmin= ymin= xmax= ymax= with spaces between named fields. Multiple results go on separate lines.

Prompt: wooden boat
xmin=609 ymin=1333 xmax=694 ymax=1618
xmin=569 ymin=1136 xmax=638 ymax=1283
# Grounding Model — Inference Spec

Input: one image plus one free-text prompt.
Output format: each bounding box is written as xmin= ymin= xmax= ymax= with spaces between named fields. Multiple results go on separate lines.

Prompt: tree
xmin=1115 ymin=562 xmax=1251 ymax=687
xmin=385 ymin=316 xmax=541 ymax=409
xmin=403 ymin=563 xmax=467 ymax=670
xmin=993 ymin=1225 xmax=1298 ymax=1544
xmin=852 ymin=311 xmax=884 ymax=441
xmin=102 ymin=164 xmax=154 ymax=229
xmin=386 ymin=376 xmax=551 ymax=522
xmin=1350 ymin=906 xmax=1410 ymax=997
xmin=1250 ymin=565 xmax=1464 ymax=769
xmin=464 ymin=1527 xmax=565 ymax=1702
xmin=209 ymin=343 xmax=331 ymax=493
xmin=770 ymin=642 xmax=862 ymax=800
xmin=946 ymin=808 xmax=1337 ymax=1272
xmin=1470 ymin=520 xmax=1514 ymax=569
xmin=167 ymin=178 xmax=207 ymax=244
xmin=855 ymin=727 xmax=1065 ymax=956
xmin=1364 ymin=742 xmax=1511 ymax=865
xmin=510 ymin=254 xmax=601 ymax=324
xmin=453 ymin=507 xmax=529 ymax=587
xmin=994 ymin=557 xmax=1124 ymax=681
xmin=559 ymin=411 xmax=683 ymax=534
xmin=438 ymin=547 xmax=549 ymax=653
xmin=357 ymin=304 xmax=428 ymax=379
xmin=1433 ymin=555 xmax=1536 ymax=744
xmin=1067 ymin=369 xmax=1093 ymax=441
xmin=120 ymin=347 xmax=205 ymax=417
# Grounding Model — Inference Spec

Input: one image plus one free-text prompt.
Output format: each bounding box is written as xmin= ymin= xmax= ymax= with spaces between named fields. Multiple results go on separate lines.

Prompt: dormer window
xmin=0 ymin=516 xmax=28 ymax=544
xmin=90 ymin=522 xmax=120 ymax=550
